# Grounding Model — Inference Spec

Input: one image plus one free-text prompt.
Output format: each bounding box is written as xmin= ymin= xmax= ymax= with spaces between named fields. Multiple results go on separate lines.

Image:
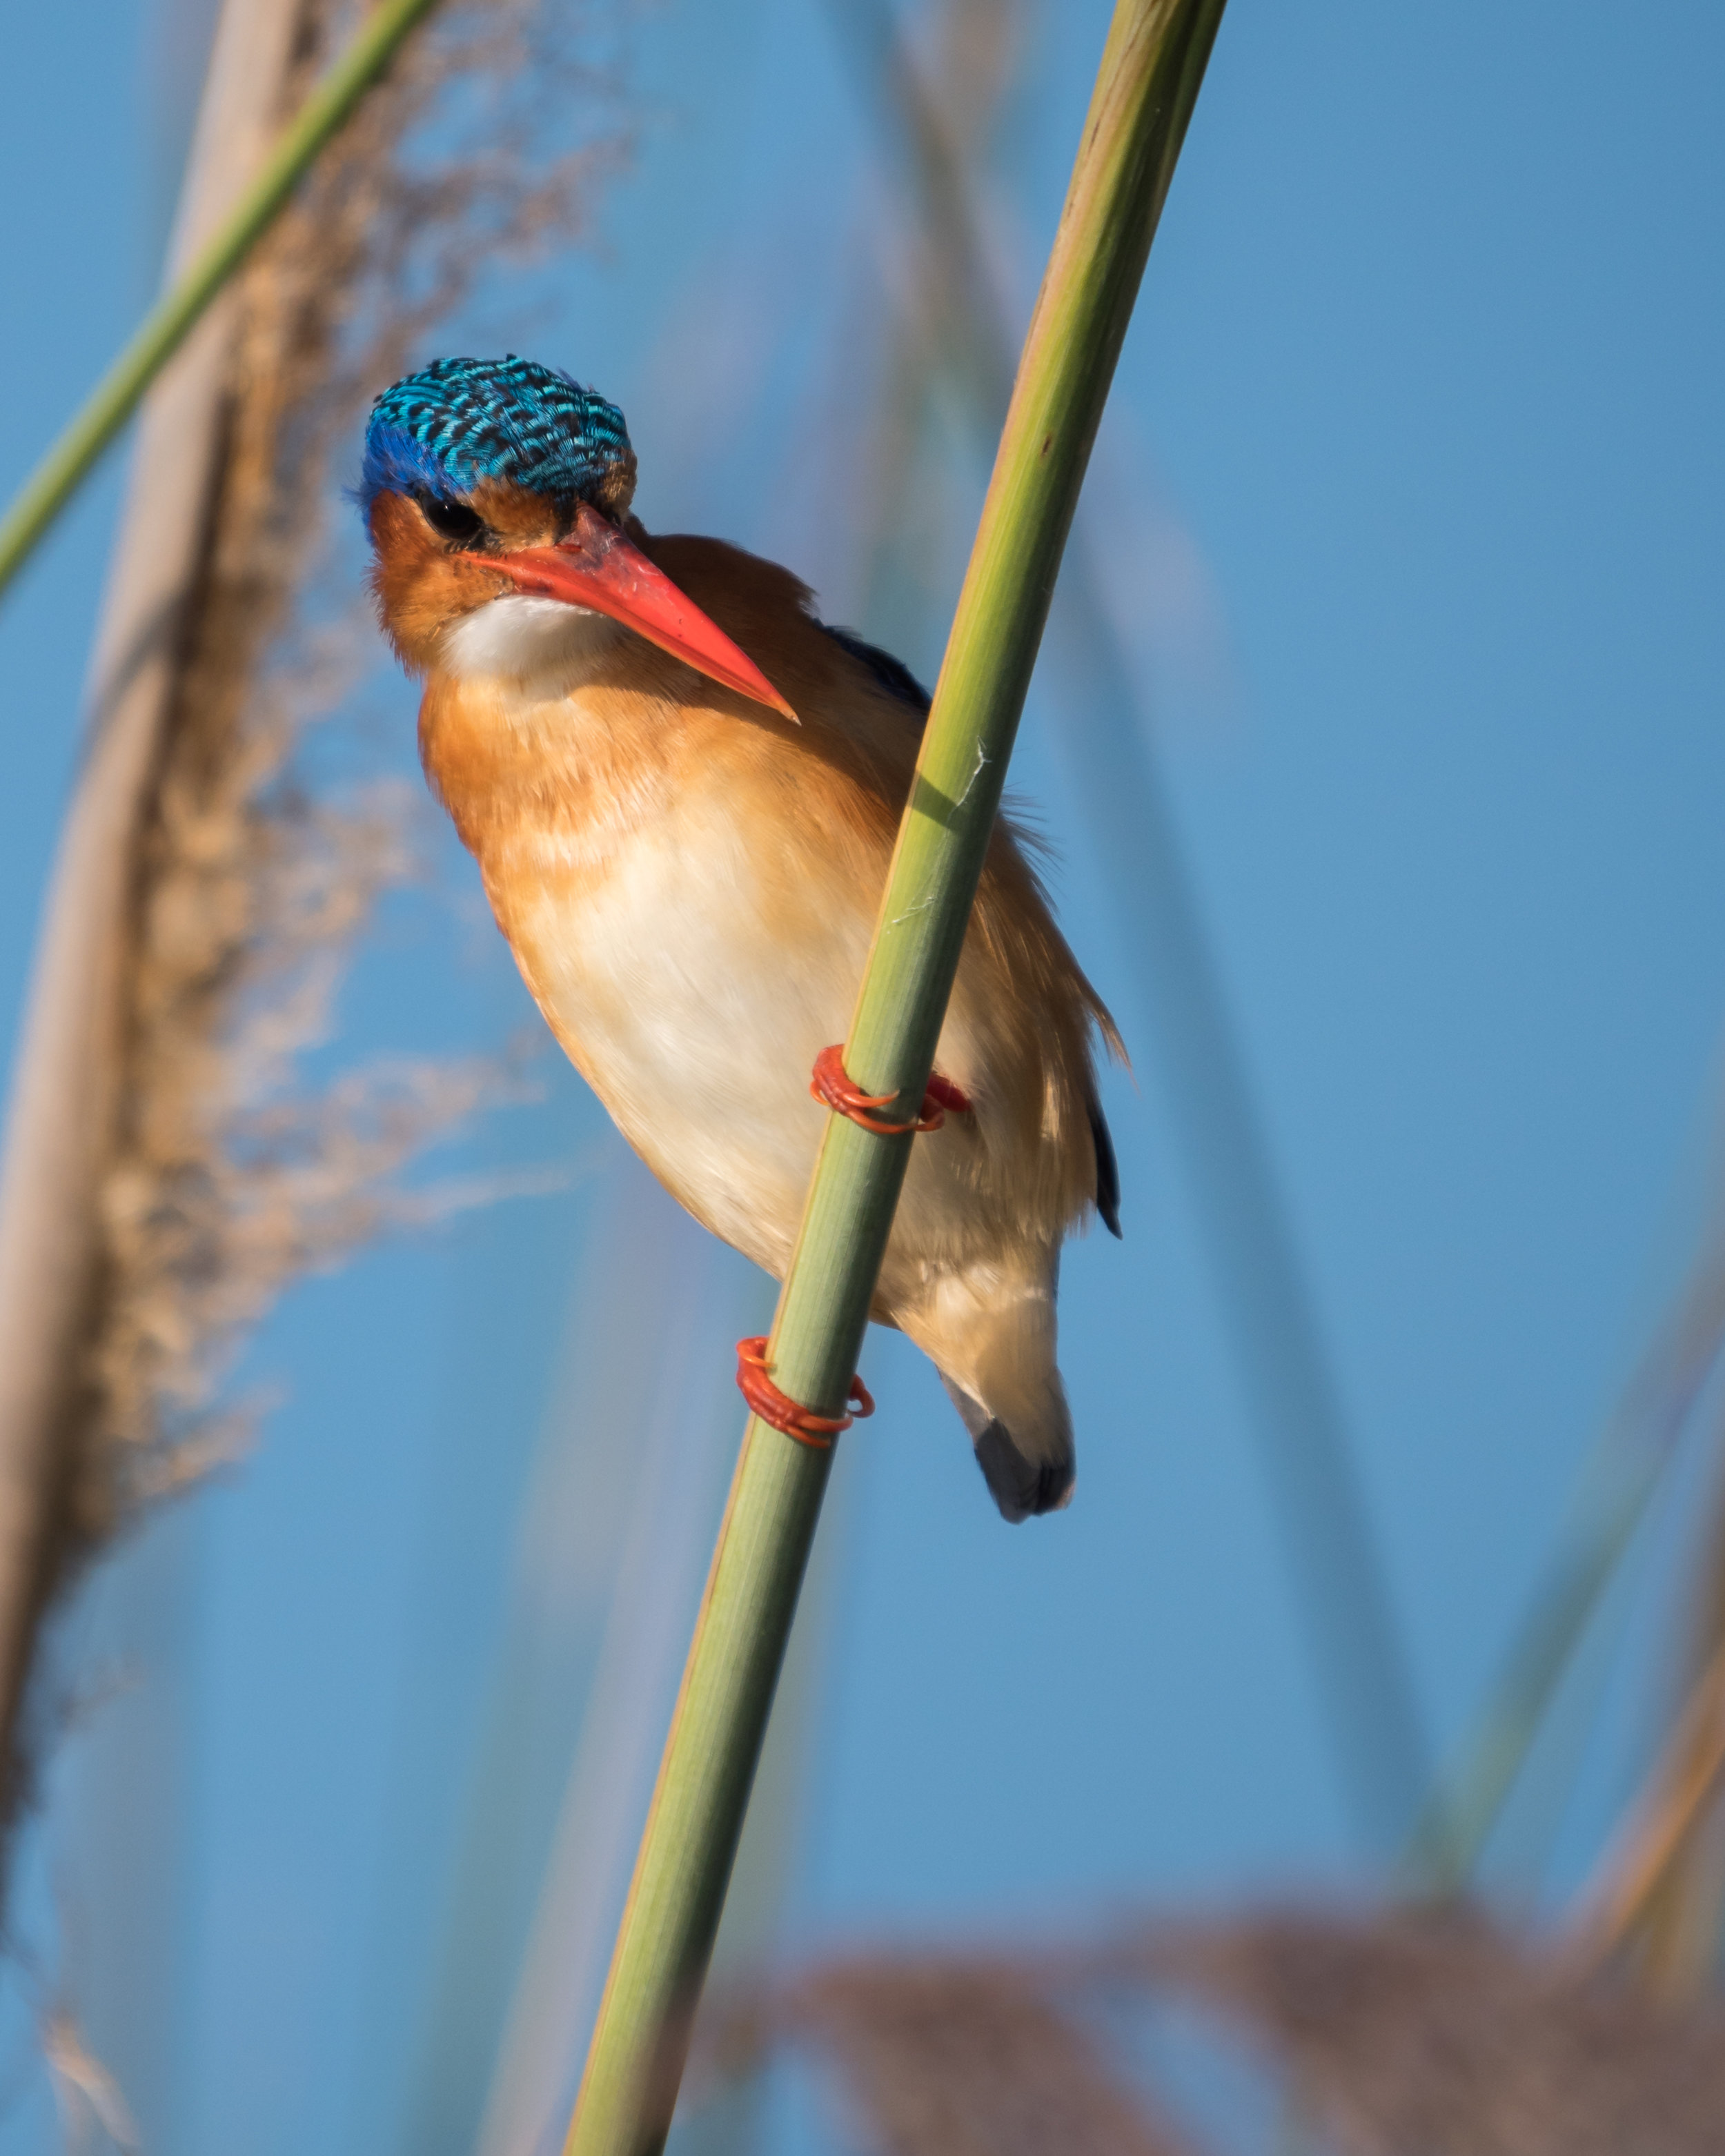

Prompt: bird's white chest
xmin=508 ymin=798 xmax=875 ymax=1272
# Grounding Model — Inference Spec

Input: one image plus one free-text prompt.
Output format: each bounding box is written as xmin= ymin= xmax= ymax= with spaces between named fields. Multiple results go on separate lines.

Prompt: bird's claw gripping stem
xmin=736 ymin=1336 xmax=874 ymax=1449
xmin=739 ymin=1048 xmax=965 ymax=1446
xmin=810 ymin=1044 xmax=972 ymax=1136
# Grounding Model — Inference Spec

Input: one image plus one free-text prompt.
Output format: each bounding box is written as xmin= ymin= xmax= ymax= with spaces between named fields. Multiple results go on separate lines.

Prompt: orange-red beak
xmin=471 ymin=502 xmax=796 ymax=720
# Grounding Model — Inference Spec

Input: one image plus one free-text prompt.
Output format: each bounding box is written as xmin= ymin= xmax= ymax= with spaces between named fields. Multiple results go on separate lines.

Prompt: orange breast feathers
xmin=416 ymin=531 xmax=1120 ymax=1246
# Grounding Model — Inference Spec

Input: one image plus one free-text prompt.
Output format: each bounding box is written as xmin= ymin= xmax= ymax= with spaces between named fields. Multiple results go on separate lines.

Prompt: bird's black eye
xmin=417 ymin=493 xmax=486 ymax=547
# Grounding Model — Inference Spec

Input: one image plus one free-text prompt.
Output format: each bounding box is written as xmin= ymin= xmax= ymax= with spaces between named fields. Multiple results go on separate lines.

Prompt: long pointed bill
xmin=472 ymin=502 xmax=796 ymax=720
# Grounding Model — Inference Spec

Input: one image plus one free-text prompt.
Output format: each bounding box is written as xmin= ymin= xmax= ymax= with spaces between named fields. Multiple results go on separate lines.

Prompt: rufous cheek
xmin=367 ymin=491 xmax=511 ymax=673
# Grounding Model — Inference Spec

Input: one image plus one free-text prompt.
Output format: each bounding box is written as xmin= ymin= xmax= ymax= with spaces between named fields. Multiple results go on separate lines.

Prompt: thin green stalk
xmin=1632 ymin=1443 xmax=1725 ymax=1989
xmin=0 ymin=0 xmax=444 ymax=606
xmin=1402 ymin=1193 xmax=1725 ymax=1893
xmin=1401 ymin=1455 xmax=1663 ymax=1895
xmin=562 ymin=6 xmax=1228 ymax=2152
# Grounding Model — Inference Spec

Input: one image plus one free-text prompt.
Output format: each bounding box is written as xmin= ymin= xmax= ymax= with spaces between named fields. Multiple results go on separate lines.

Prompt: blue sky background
xmin=1 ymin=1 xmax=1723 ymax=2150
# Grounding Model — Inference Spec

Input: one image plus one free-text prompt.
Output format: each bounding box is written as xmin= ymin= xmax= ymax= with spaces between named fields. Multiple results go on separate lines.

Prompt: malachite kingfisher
xmin=360 ymin=356 xmax=1121 ymax=1521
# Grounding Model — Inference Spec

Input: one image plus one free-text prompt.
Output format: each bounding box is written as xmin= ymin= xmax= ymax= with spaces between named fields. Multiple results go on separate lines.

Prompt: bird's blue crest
xmin=359 ymin=356 xmax=633 ymax=511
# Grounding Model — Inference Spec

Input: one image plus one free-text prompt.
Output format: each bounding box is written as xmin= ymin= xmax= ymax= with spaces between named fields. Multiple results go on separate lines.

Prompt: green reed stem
xmin=562 ymin=6 xmax=1228 ymax=2151
xmin=0 ymin=0 xmax=444 ymax=606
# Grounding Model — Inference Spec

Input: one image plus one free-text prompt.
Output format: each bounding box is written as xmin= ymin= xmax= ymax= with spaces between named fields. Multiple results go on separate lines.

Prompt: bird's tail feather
xmin=900 ymin=1260 xmax=1074 ymax=1523
xmin=940 ymin=1374 xmax=1074 ymax=1522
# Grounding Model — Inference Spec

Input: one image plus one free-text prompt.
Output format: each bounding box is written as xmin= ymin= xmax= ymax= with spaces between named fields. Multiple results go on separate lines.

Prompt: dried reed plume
xmin=700 ymin=1903 xmax=1725 ymax=2156
xmin=704 ymin=1952 xmax=1196 ymax=2156
xmin=5 ymin=0 xmax=629 ymax=1816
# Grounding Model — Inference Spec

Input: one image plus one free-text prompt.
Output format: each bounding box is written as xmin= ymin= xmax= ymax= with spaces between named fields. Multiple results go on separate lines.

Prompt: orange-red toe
xmin=736 ymin=1335 xmax=874 ymax=1449
xmin=810 ymin=1044 xmax=972 ymax=1136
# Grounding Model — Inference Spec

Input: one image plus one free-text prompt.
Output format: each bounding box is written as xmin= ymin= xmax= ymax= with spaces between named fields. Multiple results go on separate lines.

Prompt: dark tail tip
xmin=974 ymin=1421 xmax=1075 ymax=1524
xmin=1088 ymin=1092 xmax=1123 ymax=1239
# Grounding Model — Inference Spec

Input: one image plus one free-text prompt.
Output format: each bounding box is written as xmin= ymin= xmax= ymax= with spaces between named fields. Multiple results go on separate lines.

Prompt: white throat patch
xmin=440 ymin=593 xmax=626 ymax=698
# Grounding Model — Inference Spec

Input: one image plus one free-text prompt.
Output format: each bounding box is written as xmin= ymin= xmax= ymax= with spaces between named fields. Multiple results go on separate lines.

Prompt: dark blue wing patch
xmin=818 ymin=622 xmax=932 ymax=715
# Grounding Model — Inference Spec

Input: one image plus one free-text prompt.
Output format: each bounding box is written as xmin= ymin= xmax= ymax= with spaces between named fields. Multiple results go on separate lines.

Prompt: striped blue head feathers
xmin=360 ymin=356 xmax=636 ymax=519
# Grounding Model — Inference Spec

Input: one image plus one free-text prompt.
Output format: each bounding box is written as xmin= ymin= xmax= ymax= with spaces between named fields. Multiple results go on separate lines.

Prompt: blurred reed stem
xmin=1402 ymin=1456 xmax=1664 ymax=1895
xmin=0 ymin=0 xmax=307 ymax=1837
xmin=0 ymin=0 xmax=589 ymax=1869
xmin=1404 ymin=1122 xmax=1725 ymax=1895
xmin=0 ymin=0 xmax=445 ymax=607
xmin=831 ymin=0 xmax=1430 ymax=1854
xmin=1610 ymin=1445 xmax=1725 ymax=1991
xmin=1570 ymin=1628 xmax=1725 ymax=1970
xmin=562 ymin=5 xmax=1227 ymax=2150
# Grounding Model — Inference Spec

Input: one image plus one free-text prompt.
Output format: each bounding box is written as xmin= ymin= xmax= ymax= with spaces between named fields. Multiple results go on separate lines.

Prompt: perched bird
xmin=361 ymin=355 xmax=1121 ymax=1521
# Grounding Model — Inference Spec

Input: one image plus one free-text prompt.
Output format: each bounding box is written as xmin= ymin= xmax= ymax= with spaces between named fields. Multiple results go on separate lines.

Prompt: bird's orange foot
xmin=810 ymin=1044 xmax=972 ymax=1136
xmin=736 ymin=1336 xmax=875 ymax=1449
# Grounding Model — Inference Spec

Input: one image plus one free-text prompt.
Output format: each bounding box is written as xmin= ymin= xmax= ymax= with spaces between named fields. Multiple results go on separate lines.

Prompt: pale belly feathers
xmin=506 ymin=794 xmax=896 ymax=1286
xmin=437 ymin=600 xmax=1070 ymax=1321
